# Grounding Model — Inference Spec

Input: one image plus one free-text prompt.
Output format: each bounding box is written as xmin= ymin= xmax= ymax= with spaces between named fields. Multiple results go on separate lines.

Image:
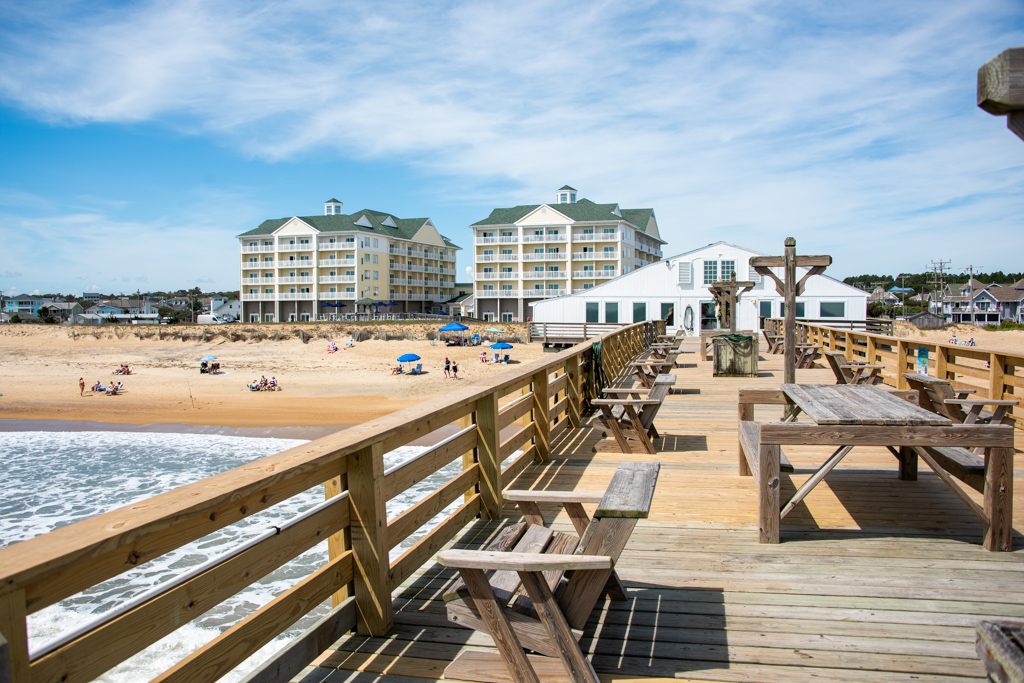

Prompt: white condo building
xmin=469 ymin=186 xmax=665 ymax=322
xmin=238 ymin=199 xmax=460 ymax=322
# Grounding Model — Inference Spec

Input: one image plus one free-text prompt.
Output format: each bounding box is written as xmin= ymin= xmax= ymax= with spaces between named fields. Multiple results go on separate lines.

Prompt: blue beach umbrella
xmin=489 ymin=343 xmax=513 ymax=350
xmin=199 ymin=355 xmax=217 ymax=361
xmin=439 ymin=323 xmax=469 ymax=332
xmin=397 ymin=353 xmax=421 ymax=363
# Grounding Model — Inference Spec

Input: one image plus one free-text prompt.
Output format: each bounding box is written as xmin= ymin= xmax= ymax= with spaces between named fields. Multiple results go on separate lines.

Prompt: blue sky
xmin=1 ymin=0 xmax=1022 ymax=296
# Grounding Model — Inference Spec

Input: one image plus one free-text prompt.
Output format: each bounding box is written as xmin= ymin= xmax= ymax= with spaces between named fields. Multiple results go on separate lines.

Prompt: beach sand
xmin=893 ymin=321 xmax=1024 ymax=354
xmin=0 ymin=322 xmax=545 ymax=429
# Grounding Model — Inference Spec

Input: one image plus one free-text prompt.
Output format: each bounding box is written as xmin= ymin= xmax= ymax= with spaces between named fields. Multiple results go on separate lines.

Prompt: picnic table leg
xmin=600 ymin=405 xmax=632 ymax=454
xmin=623 ymin=405 xmax=655 ymax=454
xmin=984 ymin=447 xmax=1014 ymax=552
xmin=897 ymin=446 xmax=918 ymax=481
xmin=459 ymin=568 xmax=540 ymax=683
xmin=759 ymin=442 xmax=781 ymax=544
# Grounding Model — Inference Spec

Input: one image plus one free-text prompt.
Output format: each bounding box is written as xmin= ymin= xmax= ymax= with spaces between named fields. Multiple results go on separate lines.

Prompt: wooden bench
xmin=763 ymin=330 xmax=784 ymax=354
xmin=630 ymin=351 xmax=679 ymax=388
xmin=976 ymin=619 xmax=1024 ymax=683
xmin=795 ymin=344 xmax=822 ymax=368
xmin=824 ymin=350 xmax=884 ymax=385
xmin=438 ymin=462 xmax=660 ymax=683
xmin=593 ymin=374 xmax=675 ymax=454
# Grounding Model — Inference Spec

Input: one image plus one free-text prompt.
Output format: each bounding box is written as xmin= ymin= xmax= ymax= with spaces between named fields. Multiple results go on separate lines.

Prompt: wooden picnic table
xmin=737 ymin=384 xmax=1015 ymax=551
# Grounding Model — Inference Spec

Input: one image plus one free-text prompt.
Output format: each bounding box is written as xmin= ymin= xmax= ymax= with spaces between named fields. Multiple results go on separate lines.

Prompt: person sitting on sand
xmin=949 ymin=335 xmax=958 ymax=344
xmin=392 ymin=364 xmax=403 ymax=375
xmin=479 ymin=350 xmax=486 ymax=363
xmin=92 ymin=381 xmax=103 ymax=392
xmin=269 ymin=377 xmax=278 ymax=390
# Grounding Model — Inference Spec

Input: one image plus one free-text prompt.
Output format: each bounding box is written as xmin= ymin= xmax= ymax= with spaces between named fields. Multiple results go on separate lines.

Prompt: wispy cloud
xmin=0 ymin=0 xmax=1022 ymax=281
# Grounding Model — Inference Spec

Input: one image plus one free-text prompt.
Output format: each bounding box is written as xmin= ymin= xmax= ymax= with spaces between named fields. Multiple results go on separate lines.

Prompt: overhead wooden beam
xmin=978 ymin=47 xmax=1024 ymax=142
xmin=749 ymin=255 xmax=831 ymax=268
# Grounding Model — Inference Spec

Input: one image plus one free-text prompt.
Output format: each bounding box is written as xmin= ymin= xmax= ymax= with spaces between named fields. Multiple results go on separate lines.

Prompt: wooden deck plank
xmin=299 ymin=340 xmax=1024 ymax=683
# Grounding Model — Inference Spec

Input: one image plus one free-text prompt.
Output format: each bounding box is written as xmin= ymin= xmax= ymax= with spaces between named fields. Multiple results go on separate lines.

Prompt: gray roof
xmin=986 ymin=286 xmax=1024 ymax=302
xmin=239 ymin=209 xmax=460 ymax=249
xmin=471 ymin=198 xmax=660 ymax=240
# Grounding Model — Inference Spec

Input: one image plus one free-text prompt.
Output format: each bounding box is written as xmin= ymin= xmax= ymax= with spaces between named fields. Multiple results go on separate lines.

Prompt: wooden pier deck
xmin=295 ymin=339 xmax=1024 ymax=683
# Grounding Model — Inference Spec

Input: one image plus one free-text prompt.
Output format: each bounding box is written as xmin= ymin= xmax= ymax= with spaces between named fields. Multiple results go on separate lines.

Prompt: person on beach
xmin=79 ymin=377 xmax=85 ymax=396
xmin=451 ymin=360 xmax=459 ymax=380
xmin=480 ymin=350 xmax=486 ymax=363
xmin=444 ymin=357 xmax=451 ymax=377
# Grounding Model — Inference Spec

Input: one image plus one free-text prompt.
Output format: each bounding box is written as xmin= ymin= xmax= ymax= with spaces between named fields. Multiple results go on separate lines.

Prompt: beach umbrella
xmin=199 ymin=355 xmax=218 ymax=361
xmin=489 ymin=342 xmax=513 ymax=350
xmin=439 ymin=323 xmax=469 ymax=332
xmin=484 ymin=328 xmax=505 ymax=334
xmin=397 ymin=353 xmax=421 ymax=363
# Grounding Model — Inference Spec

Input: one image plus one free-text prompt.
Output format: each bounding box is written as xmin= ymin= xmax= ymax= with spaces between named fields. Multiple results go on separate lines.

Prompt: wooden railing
xmin=0 ymin=319 xmax=663 ymax=683
xmin=786 ymin=321 xmax=1023 ymax=429
xmin=527 ymin=321 xmax=624 ymax=344
xmin=764 ymin=317 xmax=894 ymax=335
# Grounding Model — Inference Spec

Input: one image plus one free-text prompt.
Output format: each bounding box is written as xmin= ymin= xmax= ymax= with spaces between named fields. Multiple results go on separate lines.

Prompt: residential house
xmin=530 ymin=241 xmax=867 ymax=331
xmin=3 ymin=296 xmax=53 ymax=316
xmin=214 ymin=299 xmax=241 ymax=321
xmin=238 ymin=198 xmax=460 ymax=322
xmin=39 ymin=302 xmax=84 ymax=322
xmin=469 ymin=186 xmax=665 ymax=323
xmin=940 ymin=278 xmax=1024 ymax=324
xmin=867 ymin=287 xmax=899 ymax=306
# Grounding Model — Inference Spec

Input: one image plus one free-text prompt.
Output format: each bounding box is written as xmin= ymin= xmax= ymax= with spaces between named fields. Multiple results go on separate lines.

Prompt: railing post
xmin=475 ymin=392 xmax=502 ymax=519
xmin=532 ymin=369 xmax=550 ymax=462
xmin=460 ymin=413 xmax=476 ymax=503
xmin=866 ymin=335 xmax=877 ymax=366
xmin=566 ymin=354 xmax=581 ymax=428
xmin=990 ymin=353 xmax=1005 ymax=401
xmin=844 ymin=332 xmax=854 ymax=361
xmin=896 ymin=340 xmax=908 ymax=389
xmin=325 ymin=470 xmax=352 ymax=607
xmin=935 ymin=344 xmax=948 ymax=380
xmin=348 ymin=442 xmax=393 ymax=636
xmin=0 ymin=588 xmax=29 ymax=683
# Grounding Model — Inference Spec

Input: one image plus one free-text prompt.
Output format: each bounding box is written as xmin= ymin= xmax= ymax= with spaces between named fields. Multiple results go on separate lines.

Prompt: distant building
xmin=39 ymin=302 xmax=84 ymax=322
xmin=867 ymin=287 xmax=900 ymax=306
xmin=907 ymin=311 xmax=945 ymax=329
xmin=530 ymin=241 xmax=868 ymax=332
xmin=3 ymin=297 xmax=52 ymax=316
xmin=940 ymin=278 xmax=1024 ymax=324
xmin=214 ymin=299 xmax=241 ymax=321
xmin=81 ymin=292 xmax=102 ymax=303
xmin=238 ymin=198 xmax=460 ymax=322
xmin=469 ymin=186 xmax=665 ymax=323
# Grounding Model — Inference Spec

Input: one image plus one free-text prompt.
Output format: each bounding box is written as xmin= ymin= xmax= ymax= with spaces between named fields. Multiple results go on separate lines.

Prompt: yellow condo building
xmin=238 ymin=199 xmax=460 ymax=322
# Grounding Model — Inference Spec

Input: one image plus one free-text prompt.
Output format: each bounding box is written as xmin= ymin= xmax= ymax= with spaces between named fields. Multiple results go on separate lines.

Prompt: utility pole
xmin=928 ymin=259 xmax=951 ymax=316
xmin=962 ymin=265 xmax=981 ymax=325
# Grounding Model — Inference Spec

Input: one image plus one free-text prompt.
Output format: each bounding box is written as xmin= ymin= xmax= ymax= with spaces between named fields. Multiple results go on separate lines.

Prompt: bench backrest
xmin=557 ymin=462 xmax=659 ymax=628
xmin=824 ymin=351 xmax=853 ymax=384
xmin=902 ymin=373 xmax=966 ymax=422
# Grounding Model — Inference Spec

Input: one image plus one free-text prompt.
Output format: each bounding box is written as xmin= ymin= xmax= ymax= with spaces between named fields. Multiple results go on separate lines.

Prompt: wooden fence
xmin=782 ymin=321 xmax=1023 ymax=429
xmin=764 ymin=317 xmax=894 ymax=336
xmin=0 ymin=320 xmax=663 ymax=683
xmin=526 ymin=321 xmax=624 ymax=345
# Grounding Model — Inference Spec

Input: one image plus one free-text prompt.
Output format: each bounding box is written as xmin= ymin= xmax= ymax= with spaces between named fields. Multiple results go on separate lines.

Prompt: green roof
xmin=325 ymin=198 xmax=342 ymax=203
xmin=470 ymin=198 xmax=657 ymax=236
xmin=558 ymin=185 xmax=577 ymax=191
xmin=238 ymin=209 xmax=460 ymax=249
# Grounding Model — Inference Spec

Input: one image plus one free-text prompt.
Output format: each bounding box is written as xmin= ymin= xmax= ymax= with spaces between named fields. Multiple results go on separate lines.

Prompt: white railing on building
xmin=278 ymin=292 xmax=315 ymax=300
xmin=318 ymin=259 xmax=356 ymax=267
xmin=276 ymin=260 xmax=315 ymax=268
xmin=318 ymin=275 xmax=356 ymax=284
xmin=318 ymin=291 xmax=357 ymax=300
xmin=498 ymin=254 xmax=518 ymax=262
xmin=572 ymin=270 xmax=616 ymax=278
xmin=241 ymin=293 xmax=276 ymax=301
xmin=240 ymin=245 xmax=275 ymax=253
xmin=522 ymin=253 xmax=567 ymax=261
xmin=318 ymin=241 xmax=356 ymax=250
xmin=277 ymin=276 xmax=314 ymax=284
xmin=477 ymin=255 xmax=497 ymax=262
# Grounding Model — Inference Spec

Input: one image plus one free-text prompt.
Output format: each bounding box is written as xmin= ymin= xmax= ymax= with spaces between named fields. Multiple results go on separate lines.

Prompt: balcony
xmin=318 ymin=291 xmax=356 ymax=300
xmin=278 ymin=292 xmax=315 ymax=300
xmin=241 ymin=244 xmax=274 ymax=253
xmin=277 ymin=243 xmax=313 ymax=252
xmin=275 ymin=260 xmax=315 ymax=269
xmin=499 ymin=272 xmax=518 ymax=280
xmin=476 ymin=289 xmax=520 ymax=298
xmin=522 ymin=272 xmax=564 ymax=280
xmin=477 ymin=254 xmax=497 ymax=262
xmin=241 ymin=293 xmax=276 ymax=301
xmin=522 ymin=253 xmax=566 ymax=261
xmin=319 ymin=258 xmax=356 ymax=267
xmin=525 ymin=289 xmax=569 ymax=298
xmin=276 ymin=276 xmax=314 ymax=285
xmin=497 ymin=254 xmax=518 ymax=262
xmin=475 ymin=236 xmax=498 ymax=245
xmin=522 ymin=234 xmax=566 ymax=243
xmin=318 ymin=275 xmax=356 ymax=284
xmin=407 ymin=264 xmax=425 ymax=273
xmin=572 ymin=270 xmax=616 ymax=278
xmin=318 ymin=241 xmax=356 ymax=250
xmin=476 ymin=272 xmax=498 ymax=280
xmin=244 ymin=276 xmax=276 ymax=285
xmin=571 ymin=251 xmax=619 ymax=260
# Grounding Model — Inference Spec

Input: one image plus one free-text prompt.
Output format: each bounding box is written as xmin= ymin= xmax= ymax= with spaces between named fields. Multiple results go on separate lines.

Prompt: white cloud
xmin=0 ymin=1 xmax=1022 ymax=278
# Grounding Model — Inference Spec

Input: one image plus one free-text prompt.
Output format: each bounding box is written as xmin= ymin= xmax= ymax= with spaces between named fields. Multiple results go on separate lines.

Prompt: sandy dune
xmin=0 ymin=323 xmax=545 ymax=428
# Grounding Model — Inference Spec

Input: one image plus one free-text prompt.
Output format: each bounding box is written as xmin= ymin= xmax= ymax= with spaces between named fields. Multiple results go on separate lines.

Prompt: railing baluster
xmin=0 ymin=589 xmax=28 ymax=683
xmin=533 ymin=369 xmax=551 ymax=461
xmin=348 ymin=442 xmax=392 ymax=635
xmin=475 ymin=393 xmax=502 ymax=519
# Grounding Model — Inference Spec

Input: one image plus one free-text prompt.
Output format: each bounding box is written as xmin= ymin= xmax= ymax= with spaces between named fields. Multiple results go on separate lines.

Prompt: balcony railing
xmin=244 ymin=277 xmax=276 ymax=285
xmin=278 ymin=292 xmax=315 ymax=300
xmin=477 ymin=254 xmax=497 ymax=262
xmin=476 ymin=272 xmax=498 ymax=280
xmin=318 ymin=291 xmax=357 ymax=300
xmin=475 ymin=237 xmax=498 ymax=245
xmin=497 ymin=254 xmax=518 ymax=262
xmin=525 ymin=289 xmax=569 ymax=298
xmin=240 ymin=245 xmax=274 ymax=253
xmin=522 ymin=234 xmax=566 ymax=243
xmin=275 ymin=260 xmax=315 ymax=268
xmin=522 ymin=272 xmax=565 ymax=280
xmin=522 ymin=253 xmax=566 ymax=261
xmin=318 ymin=241 xmax=356 ymax=250
xmin=318 ymin=275 xmax=356 ymax=284
xmin=243 ymin=260 xmax=277 ymax=268
xmin=277 ymin=243 xmax=313 ymax=252
xmin=572 ymin=270 xmax=616 ymax=278
xmin=241 ymin=293 xmax=276 ymax=301
xmin=571 ymin=251 xmax=619 ymax=260
xmin=476 ymin=289 xmax=520 ymax=298
xmin=319 ymin=258 xmax=356 ymax=267
xmin=277 ymin=276 xmax=314 ymax=284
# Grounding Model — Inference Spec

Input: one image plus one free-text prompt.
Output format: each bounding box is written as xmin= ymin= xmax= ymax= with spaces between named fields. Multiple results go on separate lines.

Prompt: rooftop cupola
xmin=555 ymin=185 xmax=577 ymax=204
xmin=324 ymin=198 xmax=344 ymax=215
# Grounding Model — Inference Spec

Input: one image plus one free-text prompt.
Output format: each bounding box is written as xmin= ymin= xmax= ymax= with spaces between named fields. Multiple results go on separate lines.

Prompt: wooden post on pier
xmin=565 ymin=354 xmax=582 ymax=428
xmin=475 ymin=393 xmax=502 ymax=519
xmin=707 ymin=272 xmax=756 ymax=333
xmin=347 ymin=442 xmax=393 ymax=636
xmin=0 ymin=589 xmax=28 ymax=683
xmin=750 ymin=238 xmax=832 ymax=384
xmin=532 ymin=369 xmax=550 ymax=462
xmin=978 ymin=48 xmax=1024 ymax=142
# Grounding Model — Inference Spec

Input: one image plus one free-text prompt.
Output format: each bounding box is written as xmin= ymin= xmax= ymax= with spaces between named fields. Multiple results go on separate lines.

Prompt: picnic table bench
xmin=630 ymin=351 xmax=679 ymax=388
xmin=737 ymin=384 xmax=1014 ymax=550
xmin=593 ymin=374 xmax=675 ymax=454
xmin=438 ymin=461 xmax=660 ymax=683
xmin=824 ymin=350 xmax=884 ymax=385
xmin=794 ymin=344 xmax=822 ymax=368
xmin=763 ymin=329 xmax=784 ymax=354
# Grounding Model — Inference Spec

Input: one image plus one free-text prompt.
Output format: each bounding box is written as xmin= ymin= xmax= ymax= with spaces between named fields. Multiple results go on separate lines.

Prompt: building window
xmin=501 ymin=284 xmax=512 ymax=291
xmin=265 ymin=313 xmax=275 ymax=323
xmin=373 ymin=238 xmax=379 ymax=248
xmin=661 ymin=302 xmax=674 ymax=325
xmin=703 ymin=260 xmax=718 ymax=284
xmin=586 ymin=302 xmax=599 ymax=323
xmin=373 ymin=287 xmax=379 ymax=296
xmin=780 ymin=302 xmax=806 ymax=317
xmin=820 ymin=301 xmax=845 ymax=318
xmin=633 ymin=302 xmax=647 ymax=322
xmin=547 ymin=283 xmax=559 ymax=290
xmin=760 ymin=301 xmax=772 ymax=320
xmin=721 ymin=260 xmax=735 ymax=281
xmin=547 ymin=266 xmax=559 ymax=272
xmin=502 ymin=312 xmax=513 ymax=322
xmin=373 ymin=271 xmax=379 ymax=280
xmin=605 ymin=302 xmax=618 ymax=323
xmin=373 ymin=254 xmax=379 ymax=264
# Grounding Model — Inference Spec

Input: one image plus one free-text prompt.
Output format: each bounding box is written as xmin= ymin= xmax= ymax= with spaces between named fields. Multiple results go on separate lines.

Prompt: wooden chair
xmin=795 ymin=344 xmax=822 ymax=368
xmin=901 ymin=372 xmax=1019 ymax=496
xmin=824 ymin=350 xmax=884 ymax=385
xmin=763 ymin=330 xmax=784 ymax=354
xmin=438 ymin=462 xmax=660 ymax=683
xmin=630 ymin=351 xmax=679 ymax=388
xmin=592 ymin=374 xmax=674 ymax=454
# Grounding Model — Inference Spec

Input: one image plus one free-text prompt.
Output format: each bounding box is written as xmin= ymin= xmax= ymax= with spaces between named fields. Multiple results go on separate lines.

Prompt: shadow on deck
xmin=297 ymin=340 xmax=1024 ymax=683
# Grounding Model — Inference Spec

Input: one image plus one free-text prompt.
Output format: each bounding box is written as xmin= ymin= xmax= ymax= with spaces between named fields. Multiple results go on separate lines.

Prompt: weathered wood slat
xmin=594 ymin=462 xmax=660 ymax=518
xmin=387 ymin=465 xmax=480 ymax=550
xmin=391 ymin=496 xmax=482 ymax=589
xmin=382 ymin=426 xmax=478 ymax=500
xmin=500 ymin=446 xmax=538 ymax=488
xmin=498 ymin=392 xmax=534 ymax=430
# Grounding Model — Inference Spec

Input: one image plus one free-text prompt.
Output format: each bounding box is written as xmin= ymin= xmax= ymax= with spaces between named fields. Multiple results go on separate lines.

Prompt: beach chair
xmin=593 ymin=374 xmax=675 ymax=454
xmin=438 ymin=461 xmax=660 ymax=683
xmin=410 ymin=363 xmax=423 ymax=375
xmin=492 ymin=352 xmax=500 ymax=364
xmin=824 ymin=350 xmax=884 ymax=385
xmin=502 ymin=354 xmax=510 ymax=364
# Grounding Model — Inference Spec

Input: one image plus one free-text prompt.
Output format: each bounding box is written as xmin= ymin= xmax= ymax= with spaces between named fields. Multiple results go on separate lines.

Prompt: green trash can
xmin=713 ymin=334 xmax=758 ymax=377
